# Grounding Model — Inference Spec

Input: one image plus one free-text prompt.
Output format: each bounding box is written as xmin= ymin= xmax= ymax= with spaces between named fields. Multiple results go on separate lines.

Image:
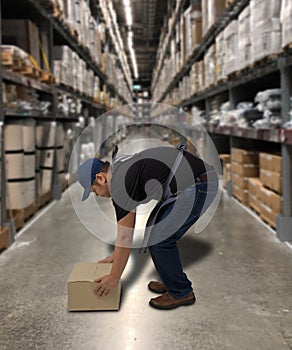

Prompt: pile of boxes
xmin=220 ymin=154 xmax=231 ymax=189
xmin=155 ymin=0 xmax=288 ymax=104
xmin=231 ymin=148 xmax=259 ymax=205
xmin=53 ymin=45 xmax=100 ymax=98
xmin=259 ymin=153 xmax=282 ymax=227
xmin=228 ymin=148 xmax=283 ymax=229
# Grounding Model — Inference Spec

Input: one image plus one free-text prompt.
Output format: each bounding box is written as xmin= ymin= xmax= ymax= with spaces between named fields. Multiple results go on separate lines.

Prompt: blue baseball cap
xmin=77 ymin=158 xmax=105 ymax=201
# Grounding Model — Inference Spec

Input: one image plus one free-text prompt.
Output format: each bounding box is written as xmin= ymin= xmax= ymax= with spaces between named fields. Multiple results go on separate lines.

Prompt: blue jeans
xmin=148 ymin=180 xmax=218 ymax=298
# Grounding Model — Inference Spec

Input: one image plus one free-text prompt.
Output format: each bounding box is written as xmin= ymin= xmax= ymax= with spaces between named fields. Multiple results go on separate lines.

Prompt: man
xmin=77 ymin=145 xmax=218 ymax=310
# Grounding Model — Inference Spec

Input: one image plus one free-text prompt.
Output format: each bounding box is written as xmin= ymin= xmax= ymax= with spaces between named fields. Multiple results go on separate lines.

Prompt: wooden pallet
xmin=23 ymin=202 xmax=38 ymax=221
xmin=37 ymin=190 xmax=53 ymax=210
xmin=233 ymin=193 xmax=249 ymax=206
xmin=40 ymin=71 xmax=56 ymax=84
xmin=260 ymin=213 xmax=276 ymax=229
xmin=1 ymin=54 xmax=25 ymax=71
xmin=248 ymin=202 xmax=261 ymax=215
xmin=61 ymin=179 xmax=69 ymax=192
xmin=0 ymin=227 xmax=10 ymax=253
xmin=22 ymin=65 xmax=41 ymax=79
xmin=6 ymin=210 xmax=25 ymax=231
xmin=252 ymin=54 xmax=278 ymax=68
xmin=282 ymin=43 xmax=292 ymax=52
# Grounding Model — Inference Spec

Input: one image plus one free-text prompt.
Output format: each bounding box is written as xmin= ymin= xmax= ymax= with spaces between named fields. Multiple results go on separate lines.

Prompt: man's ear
xmin=95 ymin=173 xmax=107 ymax=184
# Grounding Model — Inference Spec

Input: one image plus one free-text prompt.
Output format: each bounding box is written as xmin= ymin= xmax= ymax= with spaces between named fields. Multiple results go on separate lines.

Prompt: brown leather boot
xmin=149 ymin=292 xmax=196 ymax=310
xmin=148 ymin=281 xmax=168 ymax=294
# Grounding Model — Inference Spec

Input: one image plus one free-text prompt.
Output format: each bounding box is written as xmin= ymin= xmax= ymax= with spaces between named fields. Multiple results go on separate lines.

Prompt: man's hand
xmin=94 ymin=274 xmax=119 ymax=297
xmin=98 ymin=255 xmax=114 ymax=263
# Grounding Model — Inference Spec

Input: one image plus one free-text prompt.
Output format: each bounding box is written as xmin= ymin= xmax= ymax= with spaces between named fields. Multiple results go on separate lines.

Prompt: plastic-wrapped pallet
xmin=215 ymin=31 xmax=226 ymax=81
xmin=250 ymin=0 xmax=282 ymax=62
xmin=280 ymin=0 xmax=292 ymax=48
xmin=223 ymin=20 xmax=238 ymax=76
xmin=204 ymin=45 xmax=216 ymax=88
xmin=238 ymin=5 xmax=252 ymax=70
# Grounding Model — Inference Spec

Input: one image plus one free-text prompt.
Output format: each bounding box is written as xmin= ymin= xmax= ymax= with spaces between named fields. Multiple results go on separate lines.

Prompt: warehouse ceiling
xmin=113 ymin=0 xmax=168 ymax=87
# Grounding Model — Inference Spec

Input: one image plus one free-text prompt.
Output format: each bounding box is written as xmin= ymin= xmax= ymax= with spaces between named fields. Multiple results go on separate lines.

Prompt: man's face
xmin=91 ymin=173 xmax=111 ymax=198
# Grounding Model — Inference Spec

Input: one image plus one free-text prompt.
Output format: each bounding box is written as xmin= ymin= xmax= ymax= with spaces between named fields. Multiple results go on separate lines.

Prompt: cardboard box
xmin=232 ymin=184 xmax=249 ymax=205
xmin=223 ymin=163 xmax=231 ymax=189
xmin=260 ymin=203 xmax=277 ymax=228
xmin=259 ymin=153 xmax=282 ymax=174
xmin=231 ymin=148 xmax=259 ymax=164
xmin=248 ymin=193 xmax=261 ymax=214
xmin=2 ymin=19 xmax=41 ymax=67
xmin=231 ymin=173 xmax=249 ymax=189
xmin=220 ymin=154 xmax=231 ymax=164
xmin=232 ymin=162 xmax=259 ymax=177
xmin=67 ymin=263 xmax=121 ymax=311
xmin=0 ymin=227 xmax=10 ymax=250
xmin=247 ymin=178 xmax=262 ymax=200
xmin=260 ymin=169 xmax=282 ymax=194
xmin=260 ymin=187 xmax=282 ymax=214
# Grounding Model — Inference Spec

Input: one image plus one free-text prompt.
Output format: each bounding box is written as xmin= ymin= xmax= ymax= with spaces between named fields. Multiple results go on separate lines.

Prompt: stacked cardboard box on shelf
xmin=224 ymin=20 xmax=238 ymax=76
xmin=259 ymin=153 xmax=282 ymax=228
xmin=231 ymin=148 xmax=259 ymax=205
xmin=220 ymin=154 xmax=231 ymax=189
xmin=204 ymin=45 xmax=216 ymax=87
xmin=250 ymin=0 xmax=281 ymax=62
xmin=280 ymin=0 xmax=292 ymax=48
xmin=238 ymin=5 xmax=252 ymax=71
xmin=247 ymin=178 xmax=262 ymax=214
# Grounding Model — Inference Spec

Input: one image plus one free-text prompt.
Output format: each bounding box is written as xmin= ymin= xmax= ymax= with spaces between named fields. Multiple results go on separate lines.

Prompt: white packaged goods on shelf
xmin=5 ymin=122 xmax=23 ymax=151
xmin=36 ymin=122 xmax=56 ymax=148
xmin=6 ymin=153 xmax=24 ymax=179
xmin=215 ymin=31 xmax=226 ymax=81
xmin=224 ymin=20 xmax=238 ymax=76
xmin=238 ymin=5 xmax=252 ymax=70
xmin=6 ymin=183 xmax=26 ymax=209
xmin=56 ymin=149 xmax=65 ymax=172
xmin=39 ymin=150 xmax=54 ymax=168
xmin=6 ymin=179 xmax=35 ymax=209
xmin=56 ymin=124 xmax=65 ymax=147
xmin=204 ymin=45 xmax=216 ymax=87
xmin=24 ymin=154 xmax=36 ymax=179
xmin=280 ymin=0 xmax=292 ymax=47
xmin=250 ymin=0 xmax=282 ymax=62
xmin=4 ymin=120 xmax=23 ymax=151
xmin=41 ymin=169 xmax=53 ymax=194
xmin=253 ymin=19 xmax=281 ymax=61
xmin=22 ymin=119 xmax=35 ymax=153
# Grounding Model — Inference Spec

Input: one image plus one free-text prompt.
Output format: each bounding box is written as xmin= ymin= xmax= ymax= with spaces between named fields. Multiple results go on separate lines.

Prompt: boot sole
xmin=149 ymin=297 xmax=196 ymax=310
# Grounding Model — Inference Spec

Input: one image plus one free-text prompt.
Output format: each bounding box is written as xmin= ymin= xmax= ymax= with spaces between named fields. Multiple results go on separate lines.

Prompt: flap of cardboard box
xmin=68 ymin=262 xmax=112 ymax=283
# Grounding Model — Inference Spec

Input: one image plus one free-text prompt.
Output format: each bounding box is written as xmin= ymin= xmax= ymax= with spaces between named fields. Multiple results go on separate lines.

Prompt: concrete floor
xmin=1 ymin=134 xmax=292 ymax=350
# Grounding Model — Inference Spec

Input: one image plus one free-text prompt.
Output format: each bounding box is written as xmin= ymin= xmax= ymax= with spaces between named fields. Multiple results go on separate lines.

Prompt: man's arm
xmin=94 ymin=211 xmax=135 ymax=297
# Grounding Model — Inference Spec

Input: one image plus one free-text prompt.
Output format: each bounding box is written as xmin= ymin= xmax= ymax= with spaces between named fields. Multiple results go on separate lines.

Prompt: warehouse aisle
xmin=1 ymin=135 xmax=292 ymax=350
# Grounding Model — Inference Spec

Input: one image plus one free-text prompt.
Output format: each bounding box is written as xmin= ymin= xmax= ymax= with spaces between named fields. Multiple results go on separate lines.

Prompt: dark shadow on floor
xmin=144 ymin=234 xmax=213 ymax=280
xmin=104 ymin=234 xmax=212 ymax=288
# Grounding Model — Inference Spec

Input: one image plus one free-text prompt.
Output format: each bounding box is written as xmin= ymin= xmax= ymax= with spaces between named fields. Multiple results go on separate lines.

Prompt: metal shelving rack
xmin=0 ymin=0 xmax=133 ymax=247
xmin=152 ymin=0 xmax=292 ymax=241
